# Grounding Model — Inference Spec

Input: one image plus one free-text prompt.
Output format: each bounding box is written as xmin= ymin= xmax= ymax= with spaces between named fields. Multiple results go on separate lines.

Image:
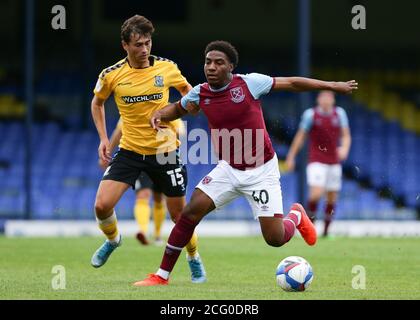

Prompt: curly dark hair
xmin=205 ymin=40 xmax=239 ymax=68
xmin=121 ymin=15 xmax=155 ymax=43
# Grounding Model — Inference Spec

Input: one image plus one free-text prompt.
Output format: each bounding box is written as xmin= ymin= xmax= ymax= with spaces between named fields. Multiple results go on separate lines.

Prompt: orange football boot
xmin=290 ymin=203 xmax=317 ymax=246
xmin=133 ymin=273 xmax=168 ymax=287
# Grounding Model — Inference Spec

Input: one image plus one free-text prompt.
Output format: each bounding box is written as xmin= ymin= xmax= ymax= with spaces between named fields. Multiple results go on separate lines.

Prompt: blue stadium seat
xmin=358 ymin=190 xmax=379 ymax=219
xmin=2 ymin=96 xmax=419 ymax=220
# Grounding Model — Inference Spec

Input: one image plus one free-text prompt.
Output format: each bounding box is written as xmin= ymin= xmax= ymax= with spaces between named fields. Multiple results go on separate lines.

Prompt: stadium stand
xmin=0 ymin=69 xmax=419 ymax=220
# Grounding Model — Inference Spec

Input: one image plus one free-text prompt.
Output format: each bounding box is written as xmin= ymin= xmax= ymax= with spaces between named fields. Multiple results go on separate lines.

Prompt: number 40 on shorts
xmin=251 ymin=190 xmax=269 ymax=204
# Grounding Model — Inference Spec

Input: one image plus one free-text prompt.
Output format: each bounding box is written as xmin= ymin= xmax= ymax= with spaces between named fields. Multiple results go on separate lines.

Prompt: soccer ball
xmin=276 ymin=256 xmax=313 ymax=292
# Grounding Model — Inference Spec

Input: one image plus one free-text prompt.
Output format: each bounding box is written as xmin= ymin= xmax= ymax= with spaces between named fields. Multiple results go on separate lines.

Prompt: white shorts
xmin=196 ymin=154 xmax=284 ymax=219
xmin=306 ymin=162 xmax=342 ymax=191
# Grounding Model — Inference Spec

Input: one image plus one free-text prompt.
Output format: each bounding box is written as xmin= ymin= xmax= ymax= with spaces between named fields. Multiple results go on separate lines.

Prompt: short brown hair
xmin=121 ymin=15 xmax=155 ymax=43
xmin=205 ymin=40 xmax=239 ymax=68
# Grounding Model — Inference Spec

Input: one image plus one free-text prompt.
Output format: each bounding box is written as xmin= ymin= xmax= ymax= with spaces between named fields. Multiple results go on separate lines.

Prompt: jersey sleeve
xmin=239 ymin=73 xmax=274 ymax=99
xmin=168 ymin=63 xmax=189 ymax=91
xmin=336 ymin=107 xmax=349 ymax=128
xmin=180 ymin=84 xmax=201 ymax=109
xmin=93 ymin=73 xmax=113 ymax=100
xmin=299 ymin=109 xmax=314 ymax=131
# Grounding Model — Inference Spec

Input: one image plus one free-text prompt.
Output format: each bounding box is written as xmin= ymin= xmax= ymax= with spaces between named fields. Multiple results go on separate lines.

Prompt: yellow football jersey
xmin=115 ymin=117 xmax=186 ymax=139
xmin=93 ymin=56 xmax=189 ymax=155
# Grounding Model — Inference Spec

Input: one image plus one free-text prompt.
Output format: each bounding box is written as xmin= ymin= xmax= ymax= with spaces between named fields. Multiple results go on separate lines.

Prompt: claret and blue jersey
xmin=180 ymin=73 xmax=277 ymax=170
xmin=299 ymin=106 xmax=349 ymax=164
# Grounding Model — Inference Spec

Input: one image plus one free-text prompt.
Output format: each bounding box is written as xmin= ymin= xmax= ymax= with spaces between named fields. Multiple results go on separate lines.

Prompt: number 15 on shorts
xmin=167 ymin=168 xmax=184 ymax=186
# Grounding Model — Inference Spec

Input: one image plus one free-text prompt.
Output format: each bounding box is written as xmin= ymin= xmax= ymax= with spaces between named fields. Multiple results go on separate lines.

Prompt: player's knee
xmin=263 ymin=234 xmax=284 ymax=247
xmin=266 ymin=238 xmax=283 ymax=247
xmin=326 ymin=195 xmax=337 ymax=205
xmin=169 ymin=208 xmax=182 ymax=222
xmin=137 ymin=189 xmax=152 ymax=200
xmin=309 ymin=191 xmax=324 ymax=201
xmin=169 ymin=211 xmax=196 ymax=224
xmin=94 ymin=198 xmax=112 ymax=215
xmin=181 ymin=207 xmax=202 ymax=224
xmin=167 ymin=198 xmax=184 ymax=217
xmin=309 ymin=194 xmax=322 ymax=202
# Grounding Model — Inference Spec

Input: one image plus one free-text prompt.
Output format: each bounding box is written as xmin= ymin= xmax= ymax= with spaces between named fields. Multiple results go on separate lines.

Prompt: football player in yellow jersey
xmin=90 ymin=15 xmax=206 ymax=283
xmin=99 ymin=119 xmax=186 ymax=246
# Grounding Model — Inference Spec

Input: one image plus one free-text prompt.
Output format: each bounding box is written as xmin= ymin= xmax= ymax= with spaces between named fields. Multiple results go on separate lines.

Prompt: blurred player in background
xmin=134 ymin=40 xmax=357 ymax=286
xmin=99 ymin=118 xmax=187 ymax=246
xmin=286 ymin=91 xmax=352 ymax=237
xmin=91 ymin=15 xmax=206 ymax=283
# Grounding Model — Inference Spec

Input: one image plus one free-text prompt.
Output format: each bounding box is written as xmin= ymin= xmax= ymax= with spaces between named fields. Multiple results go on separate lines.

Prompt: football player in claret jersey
xmin=133 ymin=40 xmax=358 ymax=286
xmin=90 ymin=15 xmax=206 ymax=283
xmin=286 ymin=91 xmax=351 ymax=237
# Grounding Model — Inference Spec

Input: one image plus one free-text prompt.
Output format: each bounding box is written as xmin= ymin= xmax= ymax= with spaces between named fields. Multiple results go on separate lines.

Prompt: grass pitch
xmin=1 ymin=235 xmax=420 ymax=300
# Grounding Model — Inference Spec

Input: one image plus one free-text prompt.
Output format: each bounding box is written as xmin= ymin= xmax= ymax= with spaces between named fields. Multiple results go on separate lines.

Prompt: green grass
xmin=1 ymin=236 xmax=420 ymax=300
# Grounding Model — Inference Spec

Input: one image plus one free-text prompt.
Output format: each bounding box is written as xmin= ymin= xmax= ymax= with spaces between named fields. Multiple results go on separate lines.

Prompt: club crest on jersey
xmin=202 ymin=176 xmax=212 ymax=185
xmin=154 ymin=75 xmax=164 ymax=87
xmin=230 ymin=86 xmax=245 ymax=103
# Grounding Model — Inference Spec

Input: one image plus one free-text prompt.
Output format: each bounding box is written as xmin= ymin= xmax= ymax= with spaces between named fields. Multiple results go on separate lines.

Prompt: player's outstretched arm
xmin=150 ymin=102 xmax=188 ymax=130
xmin=273 ymin=77 xmax=358 ymax=94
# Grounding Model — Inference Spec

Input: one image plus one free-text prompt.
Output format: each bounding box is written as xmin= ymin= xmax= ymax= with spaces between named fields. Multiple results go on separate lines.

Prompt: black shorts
xmin=134 ymin=171 xmax=161 ymax=193
xmin=102 ymin=148 xmax=187 ymax=197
